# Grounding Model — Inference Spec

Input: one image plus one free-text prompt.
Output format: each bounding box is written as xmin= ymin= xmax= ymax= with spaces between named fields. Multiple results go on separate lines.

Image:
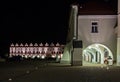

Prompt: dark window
xmin=91 ymin=21 xmax=98 ymax=33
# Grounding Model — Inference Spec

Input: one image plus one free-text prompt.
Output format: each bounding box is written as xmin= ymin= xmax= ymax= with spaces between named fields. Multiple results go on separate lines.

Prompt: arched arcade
xmin=83 ymin=44 xmax=113 ymax=65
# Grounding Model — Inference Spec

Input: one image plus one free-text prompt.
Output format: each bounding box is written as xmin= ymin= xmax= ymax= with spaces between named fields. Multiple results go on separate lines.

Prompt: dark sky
xmin=2 ymin=1 xmax=70 ymax=43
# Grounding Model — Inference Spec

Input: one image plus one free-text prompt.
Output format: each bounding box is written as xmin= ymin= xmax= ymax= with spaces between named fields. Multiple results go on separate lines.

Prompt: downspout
xmin=72 ymin=5 xmax=78 ymax=40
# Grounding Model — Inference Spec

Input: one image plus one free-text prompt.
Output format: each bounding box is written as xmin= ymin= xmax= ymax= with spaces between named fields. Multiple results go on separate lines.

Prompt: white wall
xmin=78 ymin=15 xmax=117 ymax=59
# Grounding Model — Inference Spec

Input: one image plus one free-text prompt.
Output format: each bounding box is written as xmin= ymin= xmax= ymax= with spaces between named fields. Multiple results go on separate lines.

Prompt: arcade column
xmin=71 ymin=40 xmax=83 ymax=66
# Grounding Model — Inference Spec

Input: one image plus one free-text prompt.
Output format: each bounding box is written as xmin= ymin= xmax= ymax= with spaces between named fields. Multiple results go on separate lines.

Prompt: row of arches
xmin=9 ymin=43 xmax=64 ymax=59
xmin=83 ymin=44 xmax=113 ymax=65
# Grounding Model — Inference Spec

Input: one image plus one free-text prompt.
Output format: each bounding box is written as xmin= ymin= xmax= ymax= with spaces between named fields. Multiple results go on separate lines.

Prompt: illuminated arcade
xmin=9 ymin=43 xmax=64 ymax=60
xmin=83 ymin=44 xmax=113 ymax=65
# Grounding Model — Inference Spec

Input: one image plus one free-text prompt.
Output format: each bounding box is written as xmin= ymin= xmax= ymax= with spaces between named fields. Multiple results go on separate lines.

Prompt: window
xmin=91 ymin=21 xmax=98 ymax=33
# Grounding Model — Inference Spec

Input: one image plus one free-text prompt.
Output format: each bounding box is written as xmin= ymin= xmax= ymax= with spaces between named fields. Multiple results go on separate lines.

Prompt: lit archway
xmin=83 ymin=44 xmax=113 ymax=65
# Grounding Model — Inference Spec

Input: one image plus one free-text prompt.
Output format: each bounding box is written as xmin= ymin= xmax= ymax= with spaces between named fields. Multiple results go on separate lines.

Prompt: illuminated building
xmin=61 ymin=0 xmax=119 ymax=66
xmin=9 ymin=43 xmax=64 ymax=59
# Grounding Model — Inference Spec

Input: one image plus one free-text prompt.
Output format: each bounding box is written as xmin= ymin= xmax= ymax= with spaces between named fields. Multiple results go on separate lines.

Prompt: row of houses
xmin=9 ymin=43 xmax=64 ymax=59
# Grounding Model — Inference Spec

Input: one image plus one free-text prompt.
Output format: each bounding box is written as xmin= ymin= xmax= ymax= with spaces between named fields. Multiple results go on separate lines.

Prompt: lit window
xmin=91 ymin=21 xmax=98 ymax=33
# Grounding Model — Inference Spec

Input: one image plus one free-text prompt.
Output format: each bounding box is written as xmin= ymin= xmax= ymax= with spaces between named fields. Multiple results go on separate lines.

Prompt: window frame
xmin=91 ymin=21 xmax=98 ymax=33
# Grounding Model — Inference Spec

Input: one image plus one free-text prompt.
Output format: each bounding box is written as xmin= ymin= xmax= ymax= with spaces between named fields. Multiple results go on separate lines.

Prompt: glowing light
xmin=37 ymin=55 xmax=40 ymax=58
xmin=32 ymin=55 xmax=35 ymax=59
xmin=88 ymin=46 xmax=92 ymax=49
xmin=8 ymin=78 xmax=12 ymax=81
xmin=57 ymin=55 xmax=61 ymax=59
xmin=51 ymin=55 xmax=56 ymax=58
xmin=83 ymin=50 xmax=86 ymax=53
xmin=41 ymin=55 xmax=45 ymax=59
xmin=25 ymin=55 xmax=28 ymax=58
xmin=61 ymin=54 xmax=63 ymax=58
xmin=95 ymin=44 xmax=99 ymax=47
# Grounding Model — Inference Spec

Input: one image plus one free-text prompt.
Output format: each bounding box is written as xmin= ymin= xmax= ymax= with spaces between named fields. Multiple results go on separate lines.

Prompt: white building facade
xmin=9 ymin=43 xmax=64 ymax=59
xmin=61 ymin=0 xmax=119 ymax=66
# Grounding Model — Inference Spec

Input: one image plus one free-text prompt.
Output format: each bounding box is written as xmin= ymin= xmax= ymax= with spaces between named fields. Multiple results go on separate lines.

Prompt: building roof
xmin=74 ymin=0 xmax=117 ymax=15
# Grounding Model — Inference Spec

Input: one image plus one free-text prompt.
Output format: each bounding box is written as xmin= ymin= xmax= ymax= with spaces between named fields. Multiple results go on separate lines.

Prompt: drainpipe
xmin=72 ymin=5 xmax=78 ymax=40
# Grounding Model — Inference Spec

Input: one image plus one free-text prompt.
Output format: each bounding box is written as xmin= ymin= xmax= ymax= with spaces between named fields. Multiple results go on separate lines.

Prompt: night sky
xmin=2 ymin=1 xmax=71 ymax=43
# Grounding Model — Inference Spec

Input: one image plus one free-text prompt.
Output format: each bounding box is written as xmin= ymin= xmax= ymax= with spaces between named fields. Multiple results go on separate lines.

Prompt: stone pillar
xmin=117 ymin=0 xmax=120 ymax=65
xmin=92 ymin=54 xmax=96 ymax=63
xmin=71 ymin=48 xmax=82 ymax=66
xmin=97 ymin=52 xmax=100 ymax=63
xmin=71 ymin=40 xmax=83 ymax=66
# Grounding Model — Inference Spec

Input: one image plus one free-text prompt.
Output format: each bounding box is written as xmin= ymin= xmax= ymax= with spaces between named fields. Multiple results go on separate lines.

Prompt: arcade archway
xmin=83 ymin=44 xmax=113 ymax=66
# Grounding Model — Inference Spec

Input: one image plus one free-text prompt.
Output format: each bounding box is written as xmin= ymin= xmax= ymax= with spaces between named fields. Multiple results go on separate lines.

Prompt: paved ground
xmin=0 ymin=59 xmax=120 ymax=82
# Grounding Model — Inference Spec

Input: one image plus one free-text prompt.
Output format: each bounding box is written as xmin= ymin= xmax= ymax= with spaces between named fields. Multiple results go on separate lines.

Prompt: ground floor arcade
xmin=61 ymin=43 xmax=115 ymax=66
xmin=83 ymin=44 xmax=114 ymax=66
